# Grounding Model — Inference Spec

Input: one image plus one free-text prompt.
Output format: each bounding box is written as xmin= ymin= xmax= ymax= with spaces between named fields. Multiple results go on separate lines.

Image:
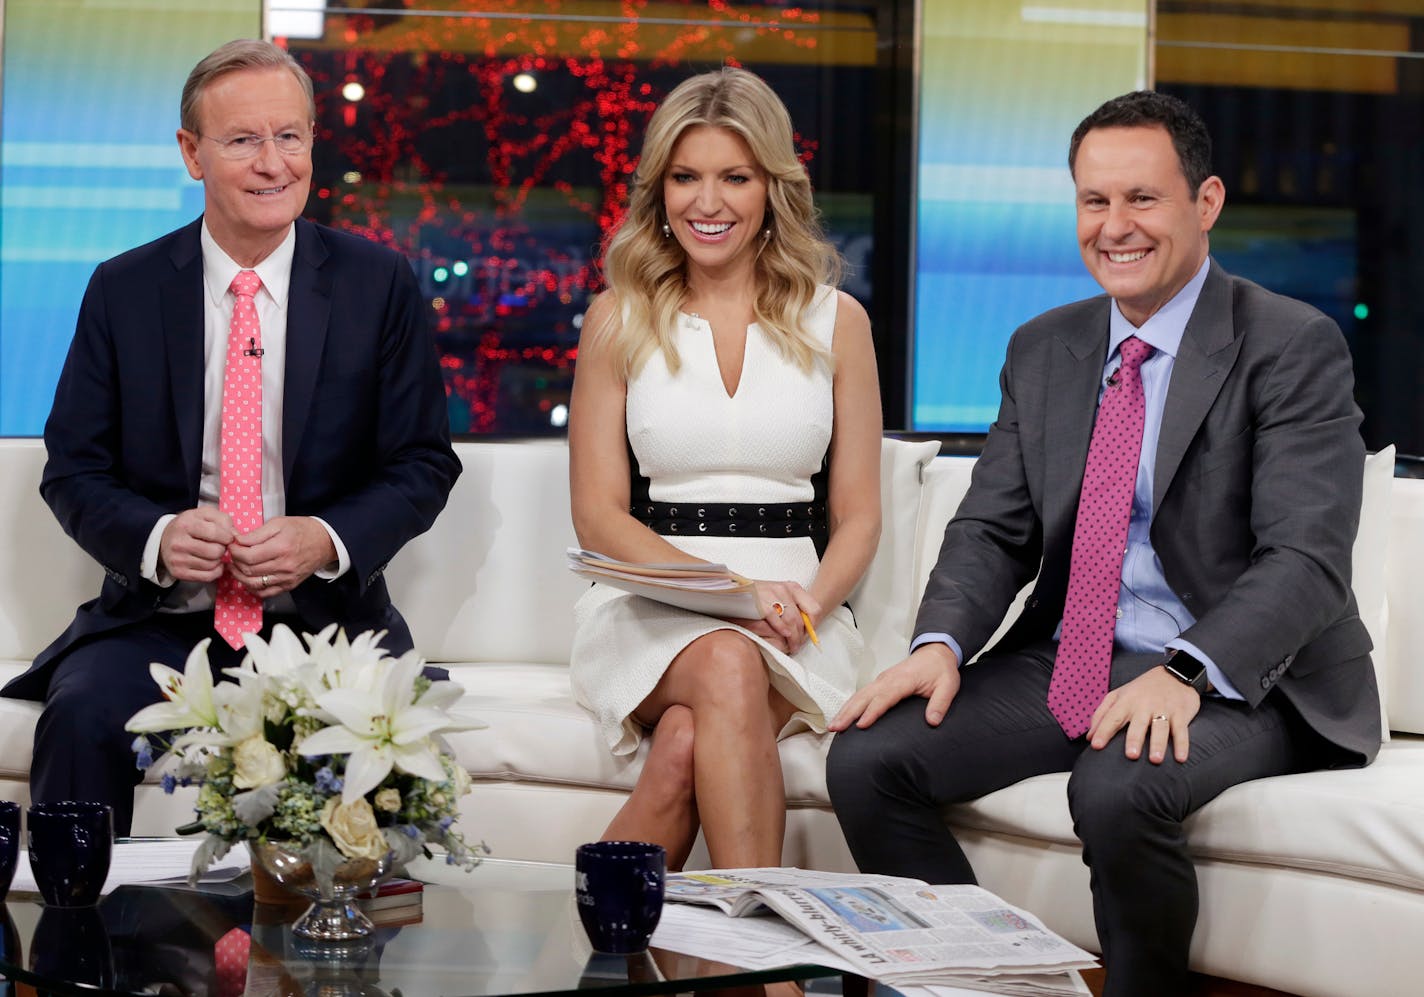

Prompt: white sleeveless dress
xmin=570 ymin=285 xmax=866 ymax=755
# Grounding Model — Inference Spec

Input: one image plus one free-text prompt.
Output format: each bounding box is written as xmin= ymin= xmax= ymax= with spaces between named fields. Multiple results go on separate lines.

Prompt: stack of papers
xmin=567 ymin=548 xmax=760 ymax=618
xmin=9 ymin=838 xmax=250 ymax=897
xmin=654 ymin=868 xmax=1096 ymax=997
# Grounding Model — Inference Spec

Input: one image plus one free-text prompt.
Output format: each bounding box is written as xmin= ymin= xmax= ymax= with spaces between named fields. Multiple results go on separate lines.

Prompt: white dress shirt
xmin=140 ymin=221 xmax=349 ymax=613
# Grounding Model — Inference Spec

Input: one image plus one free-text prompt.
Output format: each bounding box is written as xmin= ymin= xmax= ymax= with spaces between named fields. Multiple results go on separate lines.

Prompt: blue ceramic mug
xmin=575 ymin=840 xmax=666 ymax=954
xmin=0 ymin=800 xmax=19 ymax=901
xmin=27 ymin=801 xmax=113 ymax=907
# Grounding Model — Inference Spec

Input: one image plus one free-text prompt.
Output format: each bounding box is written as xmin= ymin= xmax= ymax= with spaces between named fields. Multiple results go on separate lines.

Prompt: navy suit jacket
xmin=915 ymin=261 xmax=1381 ymax=765
xmin=2 ymin=217 xmax=461 ymax=701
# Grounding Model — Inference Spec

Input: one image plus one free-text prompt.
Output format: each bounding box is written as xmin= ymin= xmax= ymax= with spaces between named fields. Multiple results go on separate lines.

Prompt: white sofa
xmin=1 ymin=436 xmax=1420 ymax=996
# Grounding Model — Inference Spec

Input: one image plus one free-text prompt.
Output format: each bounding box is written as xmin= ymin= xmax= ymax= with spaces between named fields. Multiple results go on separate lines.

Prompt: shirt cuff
xmin=142 ymin=514 xmax=179 ymax=587
xmin=311 ymin=517 xmax=350 ymax=580
xmin=1167 ymin=638 xmax=1245 ymax=701
xmin=911 ymin=632 xmax=964 ymax=667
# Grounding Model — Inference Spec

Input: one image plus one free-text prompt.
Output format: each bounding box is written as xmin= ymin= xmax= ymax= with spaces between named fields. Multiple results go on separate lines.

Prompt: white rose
xmin=374 ymin=788 xmax=401 ymax=813
xmin=451 ymin=763 xmax=472 ymax=798
xmin=231 ymin=735 xmax=286 ymax=789
xmin=320 ymin=797 xmax=389 ymax=860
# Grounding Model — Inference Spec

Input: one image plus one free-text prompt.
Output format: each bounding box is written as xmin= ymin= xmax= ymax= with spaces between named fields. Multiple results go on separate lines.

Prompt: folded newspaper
xmin=661 ymin=868 xmax=1096 ymax=995
xmin=566 ymin=548 xmax=761 ymax=618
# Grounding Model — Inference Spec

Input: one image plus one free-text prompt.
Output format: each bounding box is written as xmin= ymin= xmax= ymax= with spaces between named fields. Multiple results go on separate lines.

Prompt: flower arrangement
xmin=126 ymin=624 xmax=487 ymax=883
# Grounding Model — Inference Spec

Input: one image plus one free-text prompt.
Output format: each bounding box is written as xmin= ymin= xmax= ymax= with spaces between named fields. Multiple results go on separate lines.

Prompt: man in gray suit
xmin=826 ymin=91 xmax=1380 ymax=995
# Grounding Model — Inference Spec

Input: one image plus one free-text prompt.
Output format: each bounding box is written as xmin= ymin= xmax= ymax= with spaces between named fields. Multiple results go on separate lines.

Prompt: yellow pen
xmin=799 ymin=610 xmax=821 ymax=648
xmin=772 ymin=599 xmax=821 ymax=648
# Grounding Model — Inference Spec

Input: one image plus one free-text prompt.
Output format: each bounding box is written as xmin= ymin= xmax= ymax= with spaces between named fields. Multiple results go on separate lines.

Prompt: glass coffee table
xmin=0 ymin=855 xmax=853 ymax=996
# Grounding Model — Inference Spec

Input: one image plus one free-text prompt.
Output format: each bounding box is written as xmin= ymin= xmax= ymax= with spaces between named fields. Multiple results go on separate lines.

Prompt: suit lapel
xmin=1044 ymin=298 xmax=1112 ymax=538
xmin=161 ymin=220 xmax=206 ymax=501
xmin=282 ymin=220 xmax=332 ymax=485
xmin=1153 ymin=259 xmax=1241 ymax=515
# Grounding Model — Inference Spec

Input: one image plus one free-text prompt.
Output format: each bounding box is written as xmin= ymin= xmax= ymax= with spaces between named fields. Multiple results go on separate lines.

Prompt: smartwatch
xmin=1163 ymin=650 xmax=1209 ymax=695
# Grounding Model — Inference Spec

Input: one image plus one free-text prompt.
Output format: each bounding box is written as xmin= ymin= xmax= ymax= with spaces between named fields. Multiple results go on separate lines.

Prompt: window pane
xmin=1157 ymin=0 xmax=1424 ymax=454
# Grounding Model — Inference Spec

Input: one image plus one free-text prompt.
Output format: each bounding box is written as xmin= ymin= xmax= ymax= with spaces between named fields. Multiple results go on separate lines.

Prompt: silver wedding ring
xmin=1151 ymin=713 xmax=1169 ymax=723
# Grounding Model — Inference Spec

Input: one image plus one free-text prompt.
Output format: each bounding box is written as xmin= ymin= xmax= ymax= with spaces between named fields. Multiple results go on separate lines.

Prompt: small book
xmin=567 ymin=548 xmax=760 ymax=618
xmin=358 ymin=877 xmax=423 ymax=912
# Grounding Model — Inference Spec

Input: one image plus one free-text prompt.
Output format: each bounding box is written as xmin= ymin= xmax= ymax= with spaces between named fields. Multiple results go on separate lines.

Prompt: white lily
xmin=298 ymin=651 xmax=482 ymax=803
xmin=126 ymin=639 xmax=221 ymax=733
xmin=213 ymin=669 xmax=268 ymax=744
xmin=239 ymin=624 xmax=312 ymax=679
xmin=309 ymin=626 xmax=391 ymax=688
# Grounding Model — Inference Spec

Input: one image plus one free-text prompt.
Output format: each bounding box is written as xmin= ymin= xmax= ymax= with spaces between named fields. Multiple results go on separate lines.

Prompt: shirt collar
xmin=1108 ymin=255 xmax=1211 ymax=362
xmin=200 ymin=221 xmax=296 ymax=309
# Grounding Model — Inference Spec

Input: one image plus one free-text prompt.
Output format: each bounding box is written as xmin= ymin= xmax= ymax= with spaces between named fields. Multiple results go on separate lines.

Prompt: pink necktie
xmin=1048 ymin=336 xmax=1154 ymax=738
xmin=214 ymin=270 xmax=264 ymax=650
xmin=214 ymin=925 xmax=250 ymax=997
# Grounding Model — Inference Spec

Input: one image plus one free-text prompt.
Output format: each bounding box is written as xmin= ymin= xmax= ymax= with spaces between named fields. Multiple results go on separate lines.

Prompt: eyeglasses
xmin=198 ymin=130 xmax=312 ymax=161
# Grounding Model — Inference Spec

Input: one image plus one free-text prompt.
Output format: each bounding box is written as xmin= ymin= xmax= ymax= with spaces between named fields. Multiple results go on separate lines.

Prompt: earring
xmin=661 ymin=222 xmax=671 ymax=238
xmin=762 ymin=225 xmax=772 ymax=241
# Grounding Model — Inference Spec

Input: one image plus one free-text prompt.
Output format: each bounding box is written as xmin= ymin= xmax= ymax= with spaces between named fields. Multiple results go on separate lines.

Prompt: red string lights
xmin=285 ymin=2 xmax=826 ymax=432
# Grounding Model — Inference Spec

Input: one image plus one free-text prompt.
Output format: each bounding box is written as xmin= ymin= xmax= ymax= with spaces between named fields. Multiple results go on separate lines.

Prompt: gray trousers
xmin=825 ymin=640 xmax=1323 ymax=997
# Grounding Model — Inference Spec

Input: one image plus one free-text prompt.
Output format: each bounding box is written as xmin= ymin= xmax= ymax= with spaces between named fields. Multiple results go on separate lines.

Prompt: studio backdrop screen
xmin=0 ymin=0 xmax=256 ymax=435
xmin=911 ymin=1 xmax=1147 ymax=432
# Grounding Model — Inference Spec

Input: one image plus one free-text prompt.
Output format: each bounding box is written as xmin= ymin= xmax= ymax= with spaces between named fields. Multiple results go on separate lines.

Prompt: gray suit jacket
xmin=916 ymin=259 xmax=1381 ymax=765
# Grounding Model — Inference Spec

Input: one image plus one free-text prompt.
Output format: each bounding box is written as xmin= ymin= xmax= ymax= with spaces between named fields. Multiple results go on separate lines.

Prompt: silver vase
xmin=247 ymin=840 xmax=396 ymax=941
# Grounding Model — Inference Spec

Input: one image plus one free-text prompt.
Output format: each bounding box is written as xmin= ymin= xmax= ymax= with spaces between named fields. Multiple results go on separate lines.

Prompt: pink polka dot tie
xmin=214 ymin=925 xmax=250 ymax=997
xmin=214 ymin=270 xmax=264 ymax=650
xmin=1048 ymin=336 xmax=1154 ymax=738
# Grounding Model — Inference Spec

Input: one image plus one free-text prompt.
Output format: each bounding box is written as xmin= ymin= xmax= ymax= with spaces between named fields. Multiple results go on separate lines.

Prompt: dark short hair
xmin=1068 ymin=91 xmax=1213 ymax=195
xmin=181 ymin=39 xmax=315 ymax=134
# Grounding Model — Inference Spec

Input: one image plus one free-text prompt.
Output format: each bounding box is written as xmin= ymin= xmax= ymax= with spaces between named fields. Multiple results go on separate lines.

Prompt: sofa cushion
xmin=0 ymin=662 xmax=40 ymax=780
xmin=945 ymin=737 xmax=1424 ymax=893
xmin=1354 ymin=446 xmax=1393 ymax=739
xmin=389 ymin=440 xmax=586 ymax=666
xmin=0 ymin=440 xmax=100 ymax=663
xmin=848 ymin=438 xmax=943 ymax=679
xmin=1384 ymin=476 xmax=1424 ymax=735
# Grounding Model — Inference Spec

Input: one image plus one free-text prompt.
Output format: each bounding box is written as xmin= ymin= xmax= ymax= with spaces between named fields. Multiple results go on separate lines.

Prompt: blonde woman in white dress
xmin=568 ymin=68 xmax=882 ymax=871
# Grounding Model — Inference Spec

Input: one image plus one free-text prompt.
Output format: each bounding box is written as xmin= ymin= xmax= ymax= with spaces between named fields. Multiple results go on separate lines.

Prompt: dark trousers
xmin=826 ymin=641 xmax=1322 ymax=997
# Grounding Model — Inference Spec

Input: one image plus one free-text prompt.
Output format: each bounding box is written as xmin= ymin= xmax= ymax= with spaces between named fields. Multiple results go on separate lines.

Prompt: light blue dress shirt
xmin=916 ymin=257 xmax=1243 ymax=700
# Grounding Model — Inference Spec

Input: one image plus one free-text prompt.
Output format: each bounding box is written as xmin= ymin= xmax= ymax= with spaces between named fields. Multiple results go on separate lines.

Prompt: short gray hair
xmin=180 ymin=39 xmax=315 ymax=133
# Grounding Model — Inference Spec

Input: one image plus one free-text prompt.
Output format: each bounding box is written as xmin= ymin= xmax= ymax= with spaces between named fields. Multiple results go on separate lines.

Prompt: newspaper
xmin=662 ymin=868 xmax=1095 ymax=993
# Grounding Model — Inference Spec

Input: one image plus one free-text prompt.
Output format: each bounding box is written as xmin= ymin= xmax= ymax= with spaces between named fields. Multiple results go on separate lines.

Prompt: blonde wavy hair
xmin=598 ymin=67 xmax=844 ymax=378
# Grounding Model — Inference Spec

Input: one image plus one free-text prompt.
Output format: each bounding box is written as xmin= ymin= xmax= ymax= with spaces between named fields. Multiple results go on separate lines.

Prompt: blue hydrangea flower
xmin=314 ymin=766 xmax=343 ymax=794
xmin=131 ymin=736 xmax=155 ymax=770
xmin=161 ymin=773 xmax=177 ymax=795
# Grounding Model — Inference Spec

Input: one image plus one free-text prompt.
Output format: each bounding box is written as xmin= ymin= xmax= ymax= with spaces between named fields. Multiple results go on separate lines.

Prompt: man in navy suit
xmin=1 ymin=39 xmax=461 ymax=836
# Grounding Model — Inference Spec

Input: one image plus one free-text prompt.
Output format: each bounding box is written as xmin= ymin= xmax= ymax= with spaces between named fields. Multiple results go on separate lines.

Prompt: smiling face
xmin=177 ymin=66 xmax=313 ymax=267
xmin=1074 ymin=125 xmax=1224 ymax=327
xmin=662 ymin=124 xmax=769 ymax=283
